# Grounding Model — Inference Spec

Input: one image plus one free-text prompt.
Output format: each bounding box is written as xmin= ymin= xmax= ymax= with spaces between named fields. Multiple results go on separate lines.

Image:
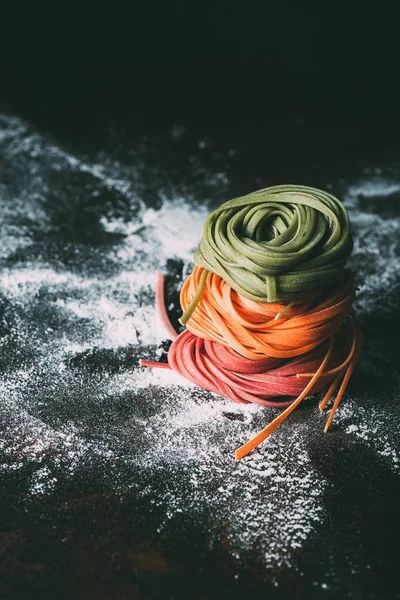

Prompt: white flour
xmin=0 ymin=113 xmax=399 ymax=573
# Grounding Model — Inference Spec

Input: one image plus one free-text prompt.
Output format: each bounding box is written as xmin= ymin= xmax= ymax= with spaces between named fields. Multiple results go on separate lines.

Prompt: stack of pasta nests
xmin=142 ymin=185 xmax=360 ymax=459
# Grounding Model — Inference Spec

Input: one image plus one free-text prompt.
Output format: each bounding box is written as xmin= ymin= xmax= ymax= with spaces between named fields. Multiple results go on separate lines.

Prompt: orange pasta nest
xmin=181 ymin=266 xmax=356 ymax=360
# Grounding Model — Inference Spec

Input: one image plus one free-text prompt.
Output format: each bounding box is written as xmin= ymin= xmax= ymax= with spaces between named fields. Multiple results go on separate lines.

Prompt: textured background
xmin=1 ymin=58 xmax=400 ymax=600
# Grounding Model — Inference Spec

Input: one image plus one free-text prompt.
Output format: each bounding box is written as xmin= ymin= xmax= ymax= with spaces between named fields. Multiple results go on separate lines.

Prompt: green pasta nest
xmin=194 ymin=184 xmax=353 ymax=303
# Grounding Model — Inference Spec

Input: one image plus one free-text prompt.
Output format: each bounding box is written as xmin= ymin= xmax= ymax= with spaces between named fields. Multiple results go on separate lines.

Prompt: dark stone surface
xmin=0 ymin=67 xmax=399 ymax=600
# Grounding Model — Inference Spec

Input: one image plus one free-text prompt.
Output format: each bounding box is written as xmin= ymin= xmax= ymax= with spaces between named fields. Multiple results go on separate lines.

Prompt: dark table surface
xmin=0 ymin=65 xmax=399 ymax=600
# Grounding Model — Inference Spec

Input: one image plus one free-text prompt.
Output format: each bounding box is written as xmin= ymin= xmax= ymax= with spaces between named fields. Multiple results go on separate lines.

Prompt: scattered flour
xmin=337 ymin=398 xmax=399 ymax=471
xmin=102 ymin=196 xmax=209 ymax=264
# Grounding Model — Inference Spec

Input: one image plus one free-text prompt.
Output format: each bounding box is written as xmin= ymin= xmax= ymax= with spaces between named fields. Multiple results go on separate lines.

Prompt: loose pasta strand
xmin=323 ymin=317 xmax=362 ymax=432
xmin=156 ymin=272 xmax=179 ymax=340
xmin=234 ymin=336 xmax=334 ymax=460
xmin=179 ymin=268 xmax=209 ymax=326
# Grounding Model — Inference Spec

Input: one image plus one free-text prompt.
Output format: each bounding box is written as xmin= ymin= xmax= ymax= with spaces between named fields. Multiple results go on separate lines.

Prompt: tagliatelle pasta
xmin=141 ymin=185 xmax=360 ymax=460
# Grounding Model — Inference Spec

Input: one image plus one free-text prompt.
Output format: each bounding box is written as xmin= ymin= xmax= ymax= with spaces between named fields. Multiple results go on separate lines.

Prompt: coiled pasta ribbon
xmin=181 ymin=266 xmax=355 ymax=360
xmin=180 ymin=185 xmax=353 ymax=325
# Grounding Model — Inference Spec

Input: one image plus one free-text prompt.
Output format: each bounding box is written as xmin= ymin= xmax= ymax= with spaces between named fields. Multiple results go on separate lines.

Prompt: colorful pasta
xmin=141 ymin=185 xmax=360 ymax=460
